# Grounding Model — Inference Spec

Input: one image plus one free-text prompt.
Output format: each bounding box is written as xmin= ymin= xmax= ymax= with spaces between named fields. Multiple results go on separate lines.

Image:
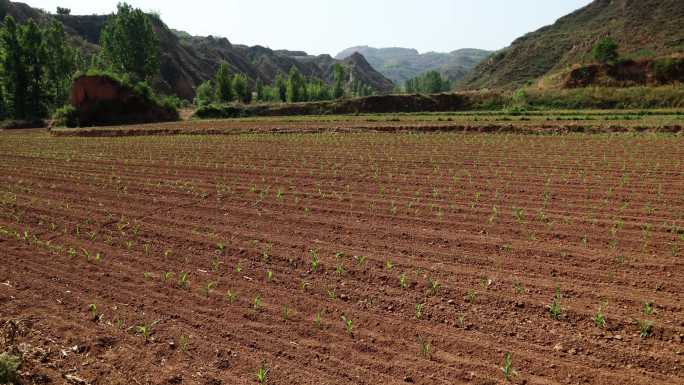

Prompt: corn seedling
xmin=136 ymin=324 xmax=152 ymax=341
xmin=178 ymin=272 xmax=190 ymax=289
xmin=354 ymin=255 xmax=366 ymax=266
xmin=513 ymin=282 xmax=524 ymax=295
xmin=427 ymin=278 xmax=440 ymax=296
xmin=548 ymin=286 xmax=562 ymax=320
xmin=314 ymin=310 xmax=323 ymax=329
xmin=335 ymin=264 xmax=345 ymax=275
xmin=593 ymin=302 xmax=607 ymax=328
xmin=256 ymin=365 xmax=269 ymax=384
xmin=282 ymin=305 xmax=292 ymax=321
xmin=266 ymin=270 xmax=273 ymax=282
xmin=225 ymin=290 xmax=237 ymax=304
xmin=235 ymin=263 xmax=242 ymax=273
xmin=457 ymin=313 xmax=466 ymax=328
xmin=254 ymin=295 xmax=262 ymax=311
xmin=417 ymin=336 xmax=432 ymax=359
xmin=638 ymin=319 xmax=653 ymax=338
xmin=310 ymin=249 xmax=320 ymax=272
xmin=200 ymin=281 xmax=216 ymax=297
xmin=399 ymin=273 xmax=408 ymax=289
xmin=143 ymin=272 xmax=152 ymax=280
xmin=161 ymin=271 xmax=174 ymax=283
xmin=415 ymin=303 xmax=424 ymax=319
xmin=88 ymin=303 xmax=99 ymax=321
xmin=643 ymin=301 xmax=654 ymax=315
xmin=501 ymin=352 xmax=517 ymax=381
xmin=385 ymin=260 xmax=394 ymax=270
xmin=341 ymin=315 xmax=353 ymax=336
xmin=465 ymin=290 xmax=476 ymax=303
xmin=327 ymin=289 xmax=337 ymax=300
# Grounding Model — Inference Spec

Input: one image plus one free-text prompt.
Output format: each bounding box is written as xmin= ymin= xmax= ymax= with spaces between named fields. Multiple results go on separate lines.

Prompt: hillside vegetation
xmin=461 ymin=0 xmax=684 ymax=90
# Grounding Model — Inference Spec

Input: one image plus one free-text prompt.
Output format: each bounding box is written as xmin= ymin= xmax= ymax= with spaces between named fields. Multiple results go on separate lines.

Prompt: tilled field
xmin=1 ymin=130 xmax=683 ymax=385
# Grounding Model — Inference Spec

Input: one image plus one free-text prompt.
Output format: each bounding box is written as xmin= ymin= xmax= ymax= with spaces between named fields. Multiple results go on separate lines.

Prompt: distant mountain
xmin=335 ymin=46 xmax=491 ymax=85
xmin=1 ymin=1 xmax=395 ymax=99
xmin=460 ymin=0 xmax=684 ymax=90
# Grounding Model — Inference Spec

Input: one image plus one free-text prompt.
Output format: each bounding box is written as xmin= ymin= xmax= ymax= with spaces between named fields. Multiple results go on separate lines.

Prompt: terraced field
xmin=1 ymin=129 xmax=683 ymax=385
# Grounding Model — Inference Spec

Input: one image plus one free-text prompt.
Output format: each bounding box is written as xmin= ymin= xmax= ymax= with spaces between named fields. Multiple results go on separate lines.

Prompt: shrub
xmin=0 ymin=352 xmax=21 ymax=384
xmin=592 ymin=37 xmax=619 ymax=65
xmin=52 ymin=105 xmax=79 ymax=127
xmin=653 ymin=58 xmax=684 ymax=84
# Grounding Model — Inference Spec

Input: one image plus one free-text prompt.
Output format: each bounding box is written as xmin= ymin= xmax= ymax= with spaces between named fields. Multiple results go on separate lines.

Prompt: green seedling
xmin=593 ymin=302 xmax=607 ymax=328
xmin=415 ymin=303 xmax=424 ymax=319
xmin=136 ymin=324 xmax=152 ymax=341
xmin=465 ymin=290 xmax=476 ymax=303
xmin=399 ymin=273 xmax=408 ymax=289
xmin=314 ymin=310 xmax=323 ymax=329
xmin=643 ymin=301 xmax=654 ymax=315
xmin=88 ymin=303 xmax=99 ymax=321
xmin=256 ymin=364 xmax=269 ymax=384
xmin=253 ymin=295 xmax=262 ymax=311
xmin=178 ymin=272 xmax=189 ymax=289
xmin=501 ymin=352 xmax=517 ymax=381
xmin=638 ymin=319 xmax=653 ymax=338
xmin=310 ymin=249 xmax=320 ymax=272
xmin=225 ymin=290 xmax=237 ymax=304
xmin=341 ymin=315 xmax=353 ymax=336
xmin=354 ymin=255 xmax=366 ymax=265
xmin=427 ymin=278 xmax=440 ymax=296
xmin=200 ymin=281 xmax=216 ymax=297
xmin=548 ymin=286 xmax=562 ymax=320
xmin=385 ymin=260 xmax=394 ymax=270
xmin=417 ymin=336 xmax=432 ymax=359
xmin=266 ymin=270 xmax=273 ymax=282
xmin=513 ymin=282 xmax=524 ymax=295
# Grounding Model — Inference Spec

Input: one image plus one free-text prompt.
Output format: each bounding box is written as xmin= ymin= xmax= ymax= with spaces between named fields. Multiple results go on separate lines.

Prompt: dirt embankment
xmin=68 ymin=75 xmax=179 ymax=127
xmin=565 ymin=57 xmax=684 ymax=88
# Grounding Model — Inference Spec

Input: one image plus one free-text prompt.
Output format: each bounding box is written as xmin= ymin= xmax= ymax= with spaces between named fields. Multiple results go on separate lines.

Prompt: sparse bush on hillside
xmin=593 ymin=37 xmax=619 ymax=65
xmin=0 ymin=352 xmax=21 ymax=384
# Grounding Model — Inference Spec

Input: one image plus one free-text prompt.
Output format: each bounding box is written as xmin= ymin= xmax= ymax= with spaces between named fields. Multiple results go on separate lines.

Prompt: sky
xmin=26 ymin=0 xmax=594 ymax=55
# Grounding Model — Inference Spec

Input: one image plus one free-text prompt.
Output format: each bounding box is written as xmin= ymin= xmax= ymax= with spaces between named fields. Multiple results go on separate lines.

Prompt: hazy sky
xmin=27 ymin=0 xmax=594 ymax=55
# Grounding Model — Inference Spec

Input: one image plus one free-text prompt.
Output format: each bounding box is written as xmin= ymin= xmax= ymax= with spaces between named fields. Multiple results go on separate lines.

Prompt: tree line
xmin=195 ymin=62 xmax=375 ymax=107
xmin=404 ymin=70 xmax=451 ymax=94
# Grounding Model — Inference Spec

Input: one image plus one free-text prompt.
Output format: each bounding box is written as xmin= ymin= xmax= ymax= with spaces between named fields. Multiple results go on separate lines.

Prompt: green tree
xmin=56 ymin=7 xmax=71 ymax=16
xmin=255 ymin=78 xmax=264 ymax=101
xmin=0 ymin=16 xmax=29 ymax=119
xmin=43 ymin=20 xmax=76 ymax=110
xmin=274 ymin=73 xmax=287 ymax=102
xmin=100 ymin=2 xmax=159 ymax=81
xmin=592 ymin=37 xmax=619 ymax=65
xmin=332 ymin=63 xmax=344 ymax=99
xmin=286 ymin=66 xmax=305 ymax=103
xmin=214 ymin=63 xmax=234 ymax=102
xmin=21 ymin=19 xmax=46 ymax=118
xmin=232 ymin=73 xmax=250 ymax=103
xmin=194 ymin=80 xmax=214 ymax=106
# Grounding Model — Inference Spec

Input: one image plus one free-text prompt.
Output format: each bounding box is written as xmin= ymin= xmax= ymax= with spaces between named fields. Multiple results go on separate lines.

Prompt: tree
xmin=592 ymin=37 xmax=619 ymax=65
xmin=43 ymin=20 xmax=76 ymax=110
xmin=286 ymin=66 xmax=304 ymax=103
xmin=274 ymin=73 xmax=287 ymax=102
xmin=232 ymin=73 xmax=250 ymax=103
xmin=214 ymin=63 xmax=233 ymax=102
xmin=332 ymin=63 xmax=344 ymax=99
xmin=56 ymin=7 xmax=71 ymax=16
xmin=21 ymin=19 xmax=46 ymax=118
xmin=100 ymin=2 xmax=159 ymax=81
xmin=0 ymin=16 xmax=29 ymax=119
xmin=255 ymin=78 xmax=264 ymax=101
xmin=194 ymin=80 xmax=214 ymax=106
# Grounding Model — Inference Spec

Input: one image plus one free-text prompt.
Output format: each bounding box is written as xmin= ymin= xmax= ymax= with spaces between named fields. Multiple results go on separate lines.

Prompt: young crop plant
xmin=253 ymin=295 xmax=262 ymax=311
xmin=178 ymin=272 xmax=190 ymax=289
xmin=427 ymin=278 xmax=441 ymax=296
xmin=266 ymin=270 xmax=273 ymax=282
xmin=256 ymin=364 xmax=269 ymax=384
xmin=354 ymin=255 xmax=366 ymax=266
xmin=200 ymin=281 xmax=217 ymax=297
xmin=314 ymin=310 xmax=323 ymax=329
xmin=341 ymin=315 xmax=353 ymax=336
xmin=161 ymin=271 xmax=174 ymax=283
xmin=638 ymin=319 xmax=653 ymax=338
xmin=310 ymin=249 xmax=320 ymax=272
xmin=385 ymin=260 xmax=394 ymax=270
xmin=327 ymin=289 xmax=337 ymax=300
xmin=417 ymin=335 xmax=432 ymax=359
xmin=225 ymin=290 xmax=237 ymax=304
xmin=593 ymin=302 xmax=607 ymax=328
xmin=335 ymin=263 xmax=345 ymax=276
xmin=643 ymin=301 xmax=654 ymax=316
xmin=282 ymin=305 xmax=292 ymax=321
xmin=88 ymin=303 xmax=99 ymax=321
xmin=235 ymin=263 xmax=242 ymax=273
xmin=399 ymin=273 xmax=408 ymax=289
xmin=501 ymin=352 xmax=517 ymax=381
xmin=465 ymin=289 xmax=477 ymax=303
xmin=415 ymin=303 xmax=424 ymax=319
xmin=513 ymin=282 xmax=524 ymax=295
xmin=548 ymin=286 xmax=563 ymax=320
xmin=136 ymin=324 xmax=152 ymax=342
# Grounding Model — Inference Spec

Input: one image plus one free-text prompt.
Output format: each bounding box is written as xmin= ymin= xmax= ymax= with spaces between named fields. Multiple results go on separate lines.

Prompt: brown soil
xmin=0 ymin=130 xmax=682 ymax=385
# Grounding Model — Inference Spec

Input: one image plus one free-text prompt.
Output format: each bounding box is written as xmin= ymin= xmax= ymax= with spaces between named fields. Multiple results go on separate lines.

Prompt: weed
xmin=501 ymin=352 xmax=517 ymax=381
